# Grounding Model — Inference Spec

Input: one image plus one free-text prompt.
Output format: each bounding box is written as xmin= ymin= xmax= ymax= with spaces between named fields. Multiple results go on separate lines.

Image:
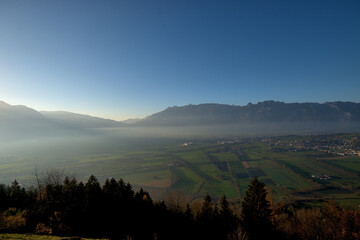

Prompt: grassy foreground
xmin=0 ymin=233 xmax=107 ymax=240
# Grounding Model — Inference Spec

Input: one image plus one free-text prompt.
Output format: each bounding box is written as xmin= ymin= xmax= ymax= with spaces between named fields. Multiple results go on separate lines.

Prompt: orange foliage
xmin=35 ymin=223 xmax=52 ymax=235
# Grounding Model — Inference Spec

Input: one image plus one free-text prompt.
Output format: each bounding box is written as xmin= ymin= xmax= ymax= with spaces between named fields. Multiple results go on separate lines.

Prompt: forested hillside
xmin=0 ymin=175 xmax=359 ymax=240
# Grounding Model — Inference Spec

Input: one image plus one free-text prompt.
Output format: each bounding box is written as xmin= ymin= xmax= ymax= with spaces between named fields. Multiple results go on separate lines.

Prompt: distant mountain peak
xmin=0 ymin=100 xmax=11 ymax=107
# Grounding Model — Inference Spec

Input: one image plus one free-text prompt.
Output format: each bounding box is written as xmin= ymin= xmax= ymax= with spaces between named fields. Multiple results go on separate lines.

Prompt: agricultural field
xmin=1 ymin=134 xmax=360 ymax=208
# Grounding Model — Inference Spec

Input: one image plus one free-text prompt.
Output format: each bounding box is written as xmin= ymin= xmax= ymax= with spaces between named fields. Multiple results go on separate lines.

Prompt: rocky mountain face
xmin=137 ymin=101 xmax=360 ymax=126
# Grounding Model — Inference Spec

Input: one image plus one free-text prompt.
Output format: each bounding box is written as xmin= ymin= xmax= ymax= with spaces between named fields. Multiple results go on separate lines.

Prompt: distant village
xmin=262 ymin=135 xmax=360 ymax=157
xmin=181 ymin=134 xmax=360 ymax=183
xmin=185 ymin=134 xmax=360 ymax=157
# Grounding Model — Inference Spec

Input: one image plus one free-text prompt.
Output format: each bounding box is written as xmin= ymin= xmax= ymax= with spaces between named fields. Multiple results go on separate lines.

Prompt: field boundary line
xmin=227 ymin=162 xmax=242 ymax=200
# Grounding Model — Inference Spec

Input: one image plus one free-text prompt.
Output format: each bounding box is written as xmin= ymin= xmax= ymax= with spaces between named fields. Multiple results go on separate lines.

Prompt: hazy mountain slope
xmin=0 ymin=101 xmax=65 ymax=141
xmin=137 ymin=101 xmax=360 ymax=126
xmin=0 ymin=101 xmax=120 ymax=141
xmin=135 ymin=101 xmax=360 ymax=134
xmin=40 ymin=111 xmax=125 ymax=129
xmin=1 ymin=100 xmax=359 ymax=139
xmin=122 ymin=118 xmax=142 ymax=124
xmin=0 ymin=101 xmax=52 ymax=129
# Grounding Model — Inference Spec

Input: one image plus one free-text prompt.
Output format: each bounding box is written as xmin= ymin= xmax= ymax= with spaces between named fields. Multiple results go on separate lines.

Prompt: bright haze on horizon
xmin=0 ymin=1 xmax=359 ymax=121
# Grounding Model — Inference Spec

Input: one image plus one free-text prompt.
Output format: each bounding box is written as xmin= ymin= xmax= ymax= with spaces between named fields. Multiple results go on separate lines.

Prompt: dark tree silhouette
xmin=218 ymin=194 xmax=238 ymax=239
xmin=83 ymin=175 xmax=102 ymax=237
xmin=241 ymin=177 xmax=273 ymax=239
xmin=0 ymin=174 xmax=359 ymax=239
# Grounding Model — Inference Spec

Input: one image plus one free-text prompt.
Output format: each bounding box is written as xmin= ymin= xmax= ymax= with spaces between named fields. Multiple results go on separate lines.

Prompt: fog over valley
xmin=0 ymin=100 xmax=359 ymax=185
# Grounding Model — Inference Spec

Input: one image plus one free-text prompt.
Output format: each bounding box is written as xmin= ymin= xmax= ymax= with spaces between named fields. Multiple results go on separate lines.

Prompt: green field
xmin=1 ymin=136 xmax=360 ymax=208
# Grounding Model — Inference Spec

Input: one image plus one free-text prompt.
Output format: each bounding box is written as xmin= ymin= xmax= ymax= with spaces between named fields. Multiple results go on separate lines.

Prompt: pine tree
xmin=241 ymin=177 xmax=273 ymax=239
xmin=84 ymin=175 xmax=102 ymax=237
xmin=198 ymin=193 xmax=216 ymax=223
xmin=219 ymin=194 xmax=231 ymax=217
xmin=218 ymin=194 xmax=239 ymax=239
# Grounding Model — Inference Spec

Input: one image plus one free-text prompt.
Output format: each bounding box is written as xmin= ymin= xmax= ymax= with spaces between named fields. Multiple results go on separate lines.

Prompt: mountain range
xmin=1 ymin=100 xmax=359 ymax=139
xmin=137 ymin=101 xmax=360 ymax=126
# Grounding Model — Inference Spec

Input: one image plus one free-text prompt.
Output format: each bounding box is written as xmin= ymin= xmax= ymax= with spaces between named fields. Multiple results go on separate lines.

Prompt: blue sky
xmin=0 ymin=0 xmax=359 ymax=120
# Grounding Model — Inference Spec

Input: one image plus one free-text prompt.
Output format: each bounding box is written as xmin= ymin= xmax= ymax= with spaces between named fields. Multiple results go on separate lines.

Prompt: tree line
xmin=0 ymin=173 xmax=359 ymax=240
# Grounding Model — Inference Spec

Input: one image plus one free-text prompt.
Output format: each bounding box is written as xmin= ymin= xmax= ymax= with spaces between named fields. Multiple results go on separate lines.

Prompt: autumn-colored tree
xmin=294 ymin=208 xmax=323 ymax=240
xmin=165 ymin=190 xmax=186 ymax=213
xmin=340 ymin=209 xmax=360 ymax=240
xmin=321 ymin=200 xmax=343 ymax=240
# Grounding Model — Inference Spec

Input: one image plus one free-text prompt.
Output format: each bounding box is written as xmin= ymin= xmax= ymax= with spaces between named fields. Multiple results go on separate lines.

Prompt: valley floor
xmin=1 ymin=133 xmax=360 ymax=209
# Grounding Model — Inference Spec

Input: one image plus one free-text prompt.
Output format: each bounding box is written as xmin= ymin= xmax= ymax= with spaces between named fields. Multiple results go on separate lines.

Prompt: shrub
xmin=0 ymin=208 xmax=27 ymax=232
xmin=35 ymin=223 xmax=52 ymax=235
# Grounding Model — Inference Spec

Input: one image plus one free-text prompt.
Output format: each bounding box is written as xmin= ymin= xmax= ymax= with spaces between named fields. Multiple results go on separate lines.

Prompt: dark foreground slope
xmin=0 ymin=176 xmax=359 ymax=240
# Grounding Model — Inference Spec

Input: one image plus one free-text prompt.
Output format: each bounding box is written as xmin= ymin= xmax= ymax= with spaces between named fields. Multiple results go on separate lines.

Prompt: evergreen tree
xmin=219 ymin=194 xmax=231 ymax=217
xmin=196 ymin=193 xmax=221 ymax=239
xmin=0 ymin=184 xmax=8 ymax=210
xmin=85 ymin=175 xmax=101 ymax=194
xmin=135 ymin=188 xmax=152 ymax=202
xmin=200 ymin=193 xmax=216 ymax=219
xmin=61 ymin=177 xmax=85 ymax=235
xmin=84 ymin=175 xmax=102 ymax=237
xmin=241 ymin=177 xmax=273 ymax=239
xmin=218 ymin=194 xmax=238 ymax=239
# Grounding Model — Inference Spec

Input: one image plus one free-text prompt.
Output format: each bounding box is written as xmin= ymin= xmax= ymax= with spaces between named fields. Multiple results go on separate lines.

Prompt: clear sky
xmin=0 ymin=0 xmax=359 ymax=120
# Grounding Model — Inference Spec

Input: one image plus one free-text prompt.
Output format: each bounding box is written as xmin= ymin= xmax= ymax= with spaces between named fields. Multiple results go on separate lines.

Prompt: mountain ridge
xmin=137 ymin=101 xmax=360 ymax=126
xmin=0 ymin=100 xmax=359 ymax=137
xmin=40 ymin=111 xmax=125 ymax=128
